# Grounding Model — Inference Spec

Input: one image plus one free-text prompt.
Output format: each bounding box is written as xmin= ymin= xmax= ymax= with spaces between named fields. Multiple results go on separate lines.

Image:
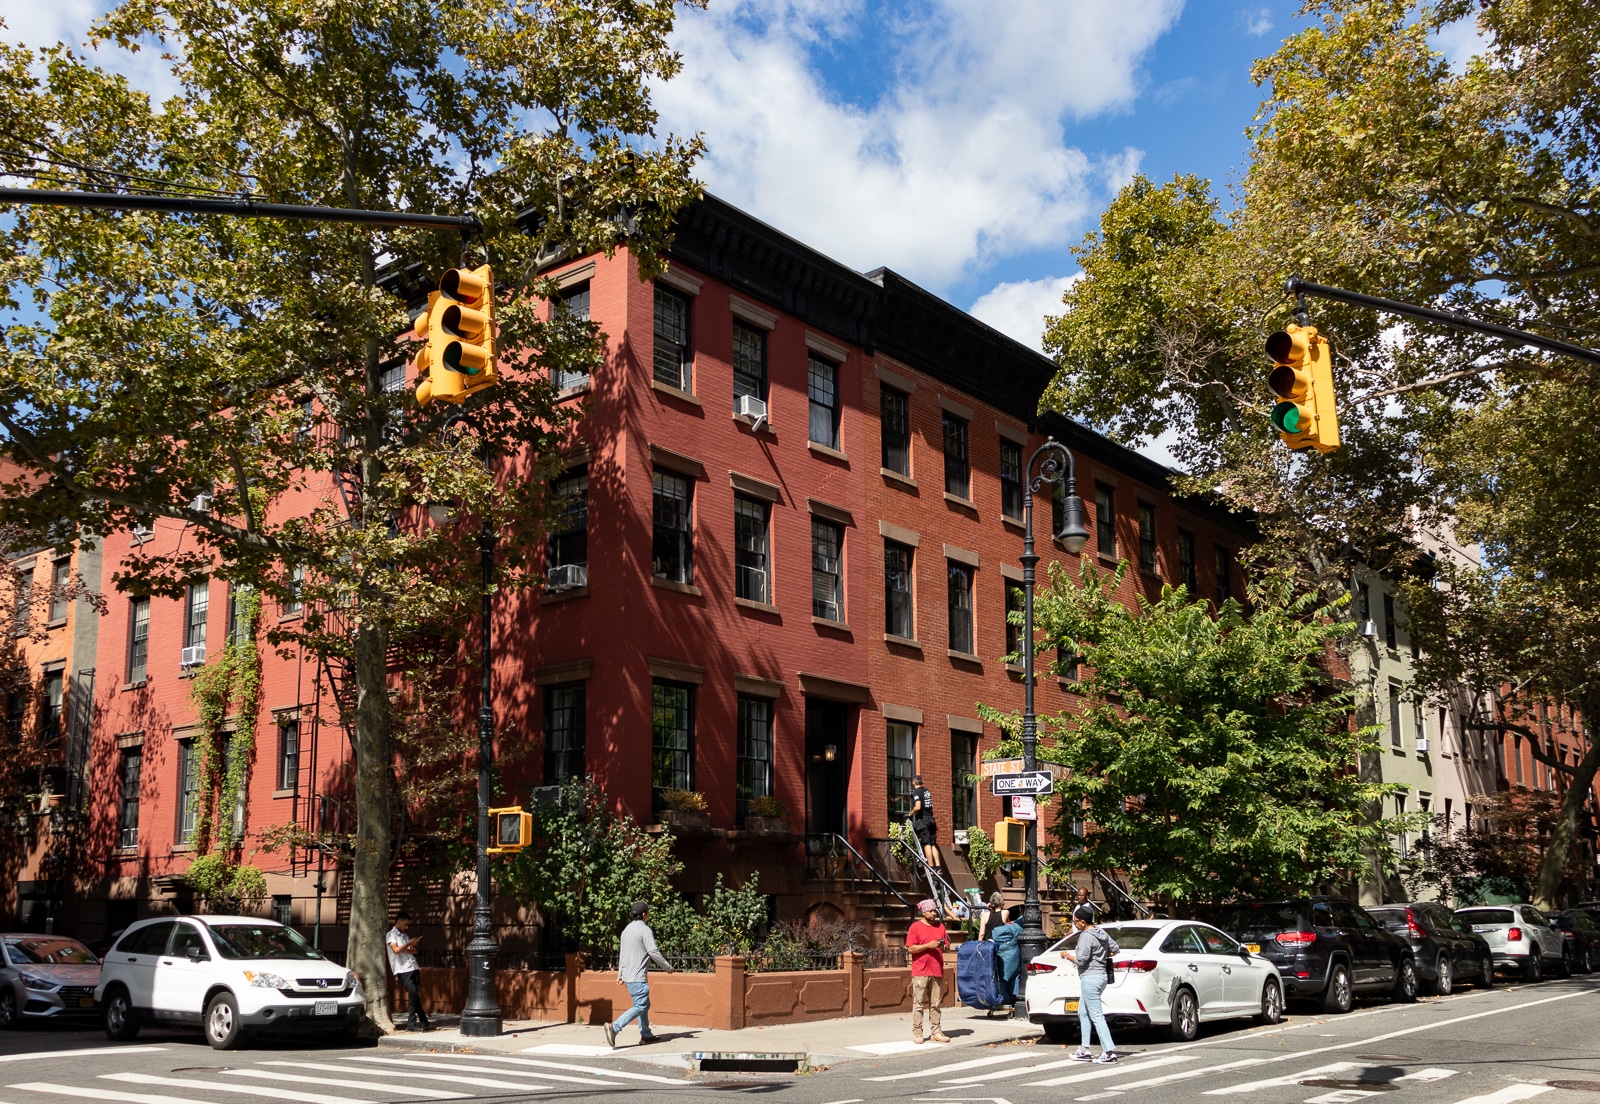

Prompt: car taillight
xmin=1507 ymin=927 xmax=1523 ymax=942
xmin=1027 ymin=961 xmax=1057 ymax=974
xmin=1114 ymin=959 xmax=1158 ymax=973
xmin=1275 ymin=931 xmax=1317 ymax=946
xmin=1407 ymin=909 xmax=1426 ymax=940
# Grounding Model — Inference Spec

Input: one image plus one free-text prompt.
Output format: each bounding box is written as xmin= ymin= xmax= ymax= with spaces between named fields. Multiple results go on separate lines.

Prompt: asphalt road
xmin=4 ymin=977 xmax=1599 ymax=1104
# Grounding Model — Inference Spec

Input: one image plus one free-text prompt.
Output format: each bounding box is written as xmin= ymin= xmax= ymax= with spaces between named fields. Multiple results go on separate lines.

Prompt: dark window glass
xmin=185 ymin=580 xmax=209 ymax=651
xmin=283 ymin=566 xmax=304 ymax=617
xmin=1137 ymin=503 xmax=1157 ymax=574
xmin=881 ymin=387 xmax=910 ymax=474
xmin=943 ymin=415 xmax=970 ymax=498
xmin=127 ymin=597 xmax=150 ymax=682
xmin=176 ymin=740 xmax=198 ymax=844
xmin=808 ymin=356 xmax=839 ymax=449
xmin=651 ymin=681 xmax=695 ymax=797
xmin=547 ymin=466 xmax=589 ymax=570
xmin=220 ymin=735 xmax=245 ymax=841
xmin=544 ymin=682 xmax=586 ymax=785
xmin=1095 ymin=483 xmax=1116 ymax=558
xmin=732 ymin=321 xmax=767 ymax=406
xmin=1005 ymin=583 xmax=1024 ymax=660
xmin=1215 ymin=547 xmax=1233 ymax=605
xmin=42 ymin=671 xmax=62 ymax=744
xmin=948 ymin=562 xmax=974 ymax=654
xmin=887 ymin=722 xmax=916 ymax=820
xmin=1383 ymin=592 xmax=1398 ymax=648
xmin=225 ymin=584 xmax=253 ymax=647
xmin=1390 ymin=681 xmax=1404 ymax=749
xmin=885 ymin=541 xmax=914 ymax=639
xmin=12 ymin=568 xmax=31 ymax=634
xmin=734 ymin=495 xmax=771 ymax=603
xmin=272 ymin=896 xmax=292 ymax=925
xmin=651 ymin=468 xmax=694 ymax=584
xmin=119 ymin=750 xmax=141 ymax=848
xmin=1178 ymin=530 xmax=1197 ymax=593
xmin=951 ymin=732 xmax=977 ymax=831
xmin=5 ymin=689 xmax=23 ymax=744
xmin=551 ymin=283 xmax=592 ymax=390
xmin=811 ymin=519 xmax=843 ymax=622
xmin=49 ymin=560 xmax=70 ymax=622
xmin=736 ymin=695 xmax=773 ymax=823
xmin=277 ymin=720 xmax=299 ymax=792
xmin=1000 ymin=440 xmax=1023 ymax=519
xmin=296 ymin=398 xmax=315 ymax=441
xmin=653 ymin=285 xmax=691 ymax=391
xmin=1057 ymin=644 xmax=1080 ymax=681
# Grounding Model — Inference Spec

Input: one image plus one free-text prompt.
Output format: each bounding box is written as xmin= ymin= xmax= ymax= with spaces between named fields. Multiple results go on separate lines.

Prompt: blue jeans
xmin=1078 ymin=970 xmax=1114 ymax=1052
xmin=612 ymin=981 xmax=653 ymax=1038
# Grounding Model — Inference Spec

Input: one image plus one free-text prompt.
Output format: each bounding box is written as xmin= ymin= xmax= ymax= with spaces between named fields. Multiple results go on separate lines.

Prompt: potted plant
xmin=743 ymin=795 xmax=789 ymax=834
xmin=658 ymin=789 xmax=710 ymax=830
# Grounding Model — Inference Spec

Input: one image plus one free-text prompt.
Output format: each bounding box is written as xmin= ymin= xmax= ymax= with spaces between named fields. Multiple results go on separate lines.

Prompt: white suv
xmin=96 ymin=915 xmax=363 ymax=1048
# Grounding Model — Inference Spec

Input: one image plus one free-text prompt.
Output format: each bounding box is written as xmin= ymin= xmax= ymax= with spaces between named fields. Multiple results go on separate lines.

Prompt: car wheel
xmin=1392 ymin=957 xmax=1418 ymax=1002
xmin=1557 ymin=948 xmax=1574 ymax=978
xmin=1477 ymin=956 xmax=1496 ymax=988
xmin=1042 ymin=1021 xmax=1077 ymax=1044
xmin=1583 ymin=949 xmax=1594 ymax=974
xmin=204 ymin=992 xmax=243 ymax=1050
xmin=1168 ymin=987 xmax=1199 ymax=1041
xmin=1526 ymin=950 xmax=1542 ymax=983
xmin=1322 ymin=962 xmax=1353 ymax=1014
xmin=102 ymin=986 xmax=140 ymax=1041
xmin=0 ymin=987 xmax=16 ymax=1030
xmin=1432 ymin=955 xmax=1453 ymax=996
xmin=1256 ymin=980 xmax=1285 ymax=1025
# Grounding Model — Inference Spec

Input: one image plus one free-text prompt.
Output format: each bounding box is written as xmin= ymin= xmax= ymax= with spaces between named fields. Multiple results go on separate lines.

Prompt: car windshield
xmin=1458 ymin=909 xmax=1513 ymax=924
xmin=1213 ymin=904 xmax=1304 ymax=941
xmin=1047 ymin=925 xmax=1159 ymax=952
xmin=3 ymin=937 xmax=99 ymax=966
xmin=207 ymin=924 xmax=324 ymax=961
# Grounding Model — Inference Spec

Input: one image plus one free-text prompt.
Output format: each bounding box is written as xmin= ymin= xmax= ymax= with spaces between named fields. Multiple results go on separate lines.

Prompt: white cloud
xmin=654 ymin=0 xmax=1183 ymax=290
xmin=1241 ymin=7 xmax=1273 ymax=36
xmin=2 ymin=3 xmax=183 ymax=105
xmin=969 ymin=272 xmax=1082 ymax=353
xmin=1431 ymin=15 xmax=1488 ymax=74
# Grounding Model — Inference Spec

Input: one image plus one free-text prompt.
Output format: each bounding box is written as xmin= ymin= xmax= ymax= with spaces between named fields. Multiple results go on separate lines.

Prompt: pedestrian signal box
xmin=994 ymin=818 xmax=1028 ymax=859
xmin=486 ymin=805 xmax=531 ymax=854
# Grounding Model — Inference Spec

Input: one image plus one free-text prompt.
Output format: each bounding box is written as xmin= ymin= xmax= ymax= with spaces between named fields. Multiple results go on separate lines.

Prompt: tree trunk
xmin=1533 ymin=703 xmax=1600 ymax=910
xmin=348 ymin=600 xmax=394 ymax=1029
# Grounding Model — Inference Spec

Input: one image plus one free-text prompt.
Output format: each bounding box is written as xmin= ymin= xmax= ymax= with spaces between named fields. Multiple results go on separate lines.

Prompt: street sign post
xmin=990 ymin=771 xmax=1054 ymax=796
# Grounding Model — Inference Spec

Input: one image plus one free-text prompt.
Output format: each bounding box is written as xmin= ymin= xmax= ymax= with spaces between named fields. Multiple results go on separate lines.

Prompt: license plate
xmin=1245 ymin=944 xmax=1260 ymax=954
xmin=314 ymin=1001 xmax=337 ymax=1016
xmin=1472 ymin=926 xmax=1494 ymax=933
xmin=79 ymin=998 xmax=95 ymax=1008
xmin=1064 ymin=1000 xmax=1079 ymax=1013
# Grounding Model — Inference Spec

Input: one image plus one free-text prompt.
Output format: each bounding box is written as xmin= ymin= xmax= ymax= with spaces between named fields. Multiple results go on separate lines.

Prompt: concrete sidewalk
xmin=376 ymin=1006 xmax=1039 ymax=1068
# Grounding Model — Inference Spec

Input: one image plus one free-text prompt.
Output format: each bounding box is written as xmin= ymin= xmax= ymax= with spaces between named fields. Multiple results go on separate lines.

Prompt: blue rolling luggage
xmin=956 ymin=939 xmax=1007 ymax=1010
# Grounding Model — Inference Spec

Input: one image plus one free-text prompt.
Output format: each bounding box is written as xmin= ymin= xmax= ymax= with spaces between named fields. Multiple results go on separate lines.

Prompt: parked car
xmin=1211 ymin=897 xmax=1418 ymax=1014
xmin=95 ymin=915 xmax=362 ymax=1048
xmin=1025 ymin=918 xmax=1285 ymax=1043
xmin=0 ymin=934 xmax=103 ymax=1029
xmin=1550 ymin=910 xmax=1600 ymax=973
xmin=1454 ymin=904 xmax=1567 ymax=981
xmin=1366 ymin=903 xmax=1495 ymax=994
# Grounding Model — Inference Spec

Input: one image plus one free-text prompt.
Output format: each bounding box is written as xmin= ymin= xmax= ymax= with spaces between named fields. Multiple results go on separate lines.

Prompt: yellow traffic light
xmin=1265 ymin=323 xmax=1340 ymax=453
xmin=485 ymin=805 xmax=531 ymax=854
xmin=414 ymin=264 xmax=497 ymax=407
xmin=993 ymin=818 xmax=1028 ymax=859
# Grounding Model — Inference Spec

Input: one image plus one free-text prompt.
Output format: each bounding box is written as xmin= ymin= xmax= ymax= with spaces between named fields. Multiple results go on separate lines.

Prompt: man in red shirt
xmin=906 ymin=899 xmax=952 ymax=1043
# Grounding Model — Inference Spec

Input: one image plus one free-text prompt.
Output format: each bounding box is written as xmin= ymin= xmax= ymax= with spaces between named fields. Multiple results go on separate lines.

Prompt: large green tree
xmin=1040 ymin=0 xmax=1600 ymax=906
xmin=980 ymin=565 xmax=1400 ymax=907
xmin=0 ymin=0 xmax=703 ymax=1027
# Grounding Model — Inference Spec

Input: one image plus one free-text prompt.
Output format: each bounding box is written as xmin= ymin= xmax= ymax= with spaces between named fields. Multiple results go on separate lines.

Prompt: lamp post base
xmin=459 ymin=1011 xmax=502 ymax=1038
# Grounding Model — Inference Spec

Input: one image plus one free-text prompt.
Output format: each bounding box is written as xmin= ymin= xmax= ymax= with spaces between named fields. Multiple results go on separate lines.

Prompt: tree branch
xmin=1349 ymin=364 xmax=1501 ymax=405
xmin=1505 ymin=197 xmax=1600 ymax=239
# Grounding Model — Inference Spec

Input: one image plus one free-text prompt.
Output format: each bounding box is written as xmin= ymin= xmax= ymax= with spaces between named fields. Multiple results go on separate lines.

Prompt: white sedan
xmin=1025 ymin=919 xmax=1285 ymax=1043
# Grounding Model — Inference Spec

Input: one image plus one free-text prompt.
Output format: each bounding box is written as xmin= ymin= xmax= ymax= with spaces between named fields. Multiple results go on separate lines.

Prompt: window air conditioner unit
xmin=737 ymin=394 xmax=768 ymax=427
xmin=547 ymin=563 xmax=588 ymax=590
xmin=189 ymin=492 xmax=213 ymax=513
xmin=1415 ymin=737 xmax=1430 ymax=754
xmin=180 ymin=645 xmax=206 ymax=668
xmin=1360 ymin=619 xmax=1378 ymax=638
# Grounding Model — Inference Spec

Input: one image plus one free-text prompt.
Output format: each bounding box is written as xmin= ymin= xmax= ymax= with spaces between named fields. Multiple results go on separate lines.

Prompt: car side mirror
xmin=185 ymin=945 xmax=206 ymax=962
xmin=1239 ymin=947 xmax=1252 ymax=961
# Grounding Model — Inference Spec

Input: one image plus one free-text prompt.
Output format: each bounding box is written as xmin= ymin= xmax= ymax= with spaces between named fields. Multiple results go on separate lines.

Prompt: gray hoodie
xmin=1074 ymin=925 xmax=1120 ymax=976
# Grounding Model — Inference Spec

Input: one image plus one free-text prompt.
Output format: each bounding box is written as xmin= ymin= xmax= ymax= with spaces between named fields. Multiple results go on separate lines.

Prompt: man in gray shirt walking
xmin=604 ymin=901 xmax=673 ymax=1047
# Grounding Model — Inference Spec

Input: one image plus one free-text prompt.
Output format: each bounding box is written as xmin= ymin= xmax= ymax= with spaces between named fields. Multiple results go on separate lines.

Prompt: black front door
xmin=805 ymin=699 xmax=850 ymax=837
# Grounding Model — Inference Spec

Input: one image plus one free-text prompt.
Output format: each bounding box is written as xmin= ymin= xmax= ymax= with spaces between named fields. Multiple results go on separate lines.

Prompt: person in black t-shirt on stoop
xmin=909 ymin=775 xmax=944 ymax=874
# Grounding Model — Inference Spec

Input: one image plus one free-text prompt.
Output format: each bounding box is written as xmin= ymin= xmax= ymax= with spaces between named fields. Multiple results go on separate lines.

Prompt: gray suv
xmin=1454 ymin=904 xmax=1568 ymax=981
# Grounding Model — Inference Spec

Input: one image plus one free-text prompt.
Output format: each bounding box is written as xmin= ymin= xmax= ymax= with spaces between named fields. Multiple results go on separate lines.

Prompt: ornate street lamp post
xmin=1014 ymin=440 xmax=1089 ymax=1014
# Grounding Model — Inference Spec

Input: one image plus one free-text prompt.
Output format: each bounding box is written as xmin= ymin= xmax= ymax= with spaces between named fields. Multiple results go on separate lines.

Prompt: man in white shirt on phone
xmin=386 ymin=911 xmax=429 ymax=1031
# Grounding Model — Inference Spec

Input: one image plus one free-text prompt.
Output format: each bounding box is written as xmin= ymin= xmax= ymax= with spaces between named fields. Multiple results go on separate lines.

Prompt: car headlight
xmin=242 ymin=970 xmax=292 ymax=988
xmin=348 ymin=972 xmax=361 ymax=991
xmin=18 ymin=973 xmax=57 ymax=992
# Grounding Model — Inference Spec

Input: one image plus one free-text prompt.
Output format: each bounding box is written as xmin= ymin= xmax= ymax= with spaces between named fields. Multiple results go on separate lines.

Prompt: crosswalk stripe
xmin=255 ymin=1062 xmax=556 ymax=1093
xmin=863 ymin=1053 xmax=1040 ymax=1081
xmin=942 ymin=1056 xmax=1103 ymax=1083
xmin=224 ymin=1070 xmax=468 ymax=1099
xmin=11 ymin=1084 xmax=226 ymax=1104
xmin=1070 ymin=1057 xmax=1270 ymax=1097
xmin=1444 ymin=1088 xmax=1552 ymax=1104
xmin=333 ymin=1056 xmax=618 ymax=1090
xmin=1024 ymin=1054 xmax=1194 ymax=1087
xmin=0 ymin=1049 xmax=167 ymax=1064
xmin=103 ymin=1072 xmax=379 ymax=1104
xmin=1395 ymin=1069 xmax=1458 ymax=1083
xmin=372 ymin=1053 xmax=688 ymax=1085
xmin=1201 ymin=1061 xmax=1363 ymax=1095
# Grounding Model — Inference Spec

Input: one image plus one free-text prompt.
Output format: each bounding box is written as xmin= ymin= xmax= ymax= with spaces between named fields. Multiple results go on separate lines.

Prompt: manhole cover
xmin=1357 ymin=1055 xmax=1419 ymax=1062
xmin=1549 ymin=1082 xmax=1600 ymax=1093
xmin=1300 ymin=1079 xmax=1399 ymax=1092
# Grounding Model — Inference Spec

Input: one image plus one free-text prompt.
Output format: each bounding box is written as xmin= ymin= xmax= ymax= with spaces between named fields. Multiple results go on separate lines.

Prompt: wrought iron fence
xmin=863 ymin=947 xmax=909 ymax=968
xmin=745 ymin=949 xmax=843 ymax=973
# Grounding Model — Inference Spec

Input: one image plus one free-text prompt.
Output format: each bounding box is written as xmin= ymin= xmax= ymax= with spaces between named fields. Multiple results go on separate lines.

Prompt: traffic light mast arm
xmin=1285 ymin=277 xmax=1600 ymax=369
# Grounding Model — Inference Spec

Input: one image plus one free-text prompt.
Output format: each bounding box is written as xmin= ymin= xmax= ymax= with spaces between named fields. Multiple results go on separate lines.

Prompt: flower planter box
xmin=659 ymin=809 xmax=711 ymax=832
xmin=742 ymin=816 xmax=789 ymax=834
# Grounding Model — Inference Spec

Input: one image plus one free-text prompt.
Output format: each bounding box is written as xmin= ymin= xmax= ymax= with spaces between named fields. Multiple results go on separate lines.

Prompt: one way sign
xmin=990 ymin=771 xmax=1054 ymax=796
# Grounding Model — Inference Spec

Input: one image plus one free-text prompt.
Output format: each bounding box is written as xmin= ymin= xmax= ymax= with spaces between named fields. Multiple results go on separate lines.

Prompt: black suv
xmin=1551 ymin=910 xmax=1600 ymax=973
xmin=1212 ymin=897 xmax=1418 ymax=1013
xmin=1366 ymin=902 xmax=1495 ymax=994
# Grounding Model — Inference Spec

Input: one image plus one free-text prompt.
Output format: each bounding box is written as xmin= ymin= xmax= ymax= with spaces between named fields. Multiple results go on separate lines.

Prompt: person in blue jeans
xmin=604 ymin=901 xmax=674 ymax=1047
xmin=1063 ymin=903 xmax=1120 ymax=1063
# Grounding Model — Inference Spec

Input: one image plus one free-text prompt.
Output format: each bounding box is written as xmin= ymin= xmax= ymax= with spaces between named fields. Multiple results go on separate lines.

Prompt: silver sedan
xmin=0 ymin=933 xmax=103 ymax=1028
